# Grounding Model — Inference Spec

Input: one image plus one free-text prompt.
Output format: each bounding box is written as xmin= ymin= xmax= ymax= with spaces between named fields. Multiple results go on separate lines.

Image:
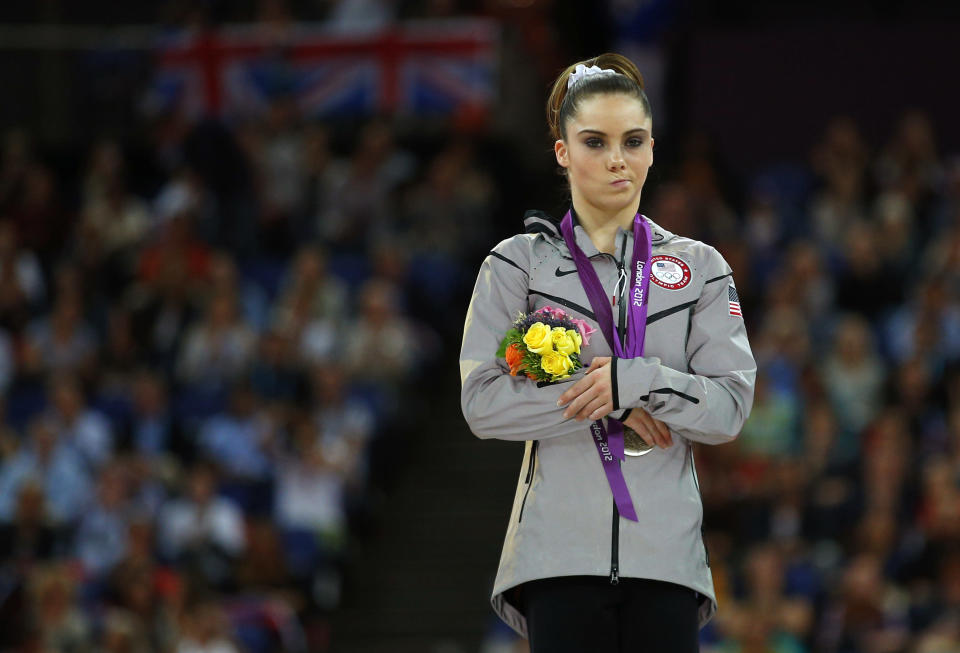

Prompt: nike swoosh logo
xmin=555 ymin=268 xmax=579 ymax=277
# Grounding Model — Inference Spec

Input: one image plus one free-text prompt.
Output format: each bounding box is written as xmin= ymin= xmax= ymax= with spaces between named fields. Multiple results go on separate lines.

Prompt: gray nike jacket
xmin=459 ymin=210 xmax=757 ymax=638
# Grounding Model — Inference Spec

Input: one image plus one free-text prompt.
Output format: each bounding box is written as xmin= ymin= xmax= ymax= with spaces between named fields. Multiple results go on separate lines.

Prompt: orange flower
xmin=505 ymin=342 xmax=524 ymax=376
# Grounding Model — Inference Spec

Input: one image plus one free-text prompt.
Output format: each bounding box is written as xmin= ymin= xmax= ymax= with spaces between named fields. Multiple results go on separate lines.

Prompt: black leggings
xmin=522 ymin=575 xmax=701 ymax=653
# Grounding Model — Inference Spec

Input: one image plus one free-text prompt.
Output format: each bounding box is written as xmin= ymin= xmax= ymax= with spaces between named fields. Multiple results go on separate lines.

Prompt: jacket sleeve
xmin=611 ymin=246 xmax=756 ymax=445
xmin=459 ymin=237 xmax=596 ymax=442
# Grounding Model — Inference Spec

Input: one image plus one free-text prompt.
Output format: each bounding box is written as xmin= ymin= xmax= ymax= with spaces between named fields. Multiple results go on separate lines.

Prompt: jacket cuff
xmin=612 ymin=356 xmax=659 ymax=410
xmin=609 ymin=357 xmax=633 ymax=422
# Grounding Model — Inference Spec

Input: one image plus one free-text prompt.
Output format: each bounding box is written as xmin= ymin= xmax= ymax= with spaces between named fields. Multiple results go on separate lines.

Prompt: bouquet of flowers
xmin=496 ymin=306 xmax=597 ymax=382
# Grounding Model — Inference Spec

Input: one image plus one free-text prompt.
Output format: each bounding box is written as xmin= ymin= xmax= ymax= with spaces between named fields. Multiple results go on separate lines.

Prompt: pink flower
xmin=570 ymin=318 xmax=597 ymax=346
xmin=534 ymin=306 xmax=566 ymax=319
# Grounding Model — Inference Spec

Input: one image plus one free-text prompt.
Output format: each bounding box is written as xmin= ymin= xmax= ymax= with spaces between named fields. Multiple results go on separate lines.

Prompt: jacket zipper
xmin=610 ymin=235 xmax=629 ymax=584
xmin=610 ymin=498 xmax=620 ymax=584
xmin=617 ymin=234 xmax=628 ymax=343
xmin=518 ymin=441 xmax=538 ymax=523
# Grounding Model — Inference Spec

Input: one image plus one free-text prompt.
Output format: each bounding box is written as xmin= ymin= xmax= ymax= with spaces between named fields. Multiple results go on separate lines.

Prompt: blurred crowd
xmin=0 ymin=55 xmax=501 ymax=650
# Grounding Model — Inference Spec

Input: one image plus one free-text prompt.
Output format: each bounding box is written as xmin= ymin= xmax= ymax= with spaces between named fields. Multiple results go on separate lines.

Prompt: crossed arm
xmin=557 ymin=356 xmax=674 ymax=449
xmin=461 ymin=240 xmax=755 ymax=447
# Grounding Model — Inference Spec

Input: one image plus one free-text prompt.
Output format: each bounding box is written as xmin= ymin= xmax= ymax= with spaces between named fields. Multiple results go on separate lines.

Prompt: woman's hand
xmin=557 ymin=356 xmax=614 ymax=421
xmin=556 ymin=355 xmax=673 ymax=448
xmin=623 ymin=408 xmax=673 ymax=449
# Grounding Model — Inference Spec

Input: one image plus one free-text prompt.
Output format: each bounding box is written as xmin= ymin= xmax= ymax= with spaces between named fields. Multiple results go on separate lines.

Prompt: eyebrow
xmin=577 ymin=128 xmax=649 ymax=136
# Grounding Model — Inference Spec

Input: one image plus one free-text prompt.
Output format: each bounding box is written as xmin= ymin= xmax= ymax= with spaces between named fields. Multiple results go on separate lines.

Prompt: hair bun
xmin=546 ymin=53 xmax=649 ymax=141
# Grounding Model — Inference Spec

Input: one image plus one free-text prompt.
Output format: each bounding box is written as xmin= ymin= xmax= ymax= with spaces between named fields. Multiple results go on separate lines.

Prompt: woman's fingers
xmin=564 ymin=393 xmax=611 ymax=421
xmin=557 ymin=359 xmax=607 ymax=408
xmin=560 ymin=363 xmax=612 ymax=419
xmin=634 ymin=425 xmax=656 ymax=449
xmin=633 ymin=410 xmax=664 ymax=447
xmin=559 ymin=380 xmax=587 ymax=416
xmin=625 ymin=409 xmax=673 ymax=448
xmin=651 ymin=415 xmax=673 ymax=447
xmin=584 ymin=396 xmax=612 ymax=421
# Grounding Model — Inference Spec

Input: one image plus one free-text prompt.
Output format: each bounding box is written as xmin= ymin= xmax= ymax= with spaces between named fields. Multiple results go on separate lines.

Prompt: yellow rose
xmin=541 ymin=351 xmax=573 ymax=378
xmin=551 ymin=327 xmax=569 ymax=352
xmin=556 ymin=328 xmax=581 ymax=355
xmin=523 ymin=322 xmax=553 ymax=355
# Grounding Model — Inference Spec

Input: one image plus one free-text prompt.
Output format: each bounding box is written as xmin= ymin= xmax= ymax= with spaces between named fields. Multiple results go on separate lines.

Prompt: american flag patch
xmin=728 ymin=285 xmax=742 ymax=317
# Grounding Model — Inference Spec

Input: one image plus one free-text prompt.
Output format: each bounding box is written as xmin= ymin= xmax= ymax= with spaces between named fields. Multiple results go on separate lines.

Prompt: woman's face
xmin=555 ymin=93 xmax=653 ymax=218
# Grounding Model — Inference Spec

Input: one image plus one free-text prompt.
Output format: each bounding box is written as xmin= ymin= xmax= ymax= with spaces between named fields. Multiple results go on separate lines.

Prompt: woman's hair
xmin=546 ymin=53 xmax=652 ymax=141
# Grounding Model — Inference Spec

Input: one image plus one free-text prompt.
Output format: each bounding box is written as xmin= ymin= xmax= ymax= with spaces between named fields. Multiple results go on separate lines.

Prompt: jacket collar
xmin=522 ymin=207 xmax=674 ymax=256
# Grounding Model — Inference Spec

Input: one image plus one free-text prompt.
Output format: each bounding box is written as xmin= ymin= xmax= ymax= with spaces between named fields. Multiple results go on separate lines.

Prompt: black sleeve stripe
xmin=639 ymin=388 xmax=700 ymax=404
xmin=619 ymin=407 xmax=633 ymax=422
xmin=646 ymin=300 xmax=698 ymax=325
xmin=489 ymin=251 xmax=526 ymax=274
xmin=704 ymin=272 xmax=733 ymax=285
xmin=611 ymin=357 xmax=620 ymax=410
xmin=528 ymin=290 xmax=596 ymax=320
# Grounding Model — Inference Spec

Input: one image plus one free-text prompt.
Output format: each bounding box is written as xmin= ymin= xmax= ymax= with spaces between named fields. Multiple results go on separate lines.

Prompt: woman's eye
xmin=626 ymin=138 xmax=644 ymax=148
xmin=585 ymin=138 xmax=603 ymax=148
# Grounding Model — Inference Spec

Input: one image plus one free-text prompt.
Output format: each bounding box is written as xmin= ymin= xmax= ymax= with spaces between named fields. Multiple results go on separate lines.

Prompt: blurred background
xmin=0 ymin=1 xmax=958 ymax=652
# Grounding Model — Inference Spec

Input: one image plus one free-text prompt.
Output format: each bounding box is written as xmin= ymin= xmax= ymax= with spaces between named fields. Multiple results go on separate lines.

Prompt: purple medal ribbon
xmin=560 ymin=210 xmax=652 ymax=522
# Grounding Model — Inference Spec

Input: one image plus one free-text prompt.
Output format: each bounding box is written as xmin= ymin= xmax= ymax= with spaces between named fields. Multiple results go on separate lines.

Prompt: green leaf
xmin=495 ymin=329 xmax=525 ymax=358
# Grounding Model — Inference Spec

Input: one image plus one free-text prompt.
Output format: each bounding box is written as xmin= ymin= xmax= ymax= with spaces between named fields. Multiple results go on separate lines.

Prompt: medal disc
xmin=623 ymin=426 xmax=654 ymax=456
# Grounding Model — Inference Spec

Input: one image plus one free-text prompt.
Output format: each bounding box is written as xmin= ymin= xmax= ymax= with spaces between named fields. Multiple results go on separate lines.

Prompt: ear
xmin=554 ymin=139 xmax=569 ymax=168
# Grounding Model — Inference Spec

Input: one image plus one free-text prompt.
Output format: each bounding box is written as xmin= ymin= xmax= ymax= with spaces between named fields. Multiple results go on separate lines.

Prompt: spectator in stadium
xmin=196 ymin=383 xmax=276 ymax=497
xmin=0 ymin=416 xmax=92 ymax=524
xmin=74 ymin=462 xmax=134 ymax=579
xmin=0 ymin=480 xmax=64 ymax=568
xmin=0 ymin=219 xmax=45 ymax=308
xmin=310 ymin=361 xmax=376 ymax=490
xmin=158 ymin=462 xmax=246 ymax=589
xmin=821 ymin=315 xmax=886 ymax=439
xmin=47 ymin=375 xmax=114 ymax=470
xmin=130 ymin=255 xmax=197 ymax=377
xmin=24 ymin=289 xmax=98 ymax=381
xmin=273 ymin=245 xmax=348 ymax=329
xmin=29 ymin=563 xmax=92 ymax=653
xmin=174 ymin=592 xmax=241 ymax=653
xmin=176 ymin=291 xmax=257 ymax=393
xmin=128 ymin=370 xmax=181 ymax=459
xmin=274 ymin=413 xmax=349 ymax=605
xmin=343 ymin=277 xmax=419 ymax=393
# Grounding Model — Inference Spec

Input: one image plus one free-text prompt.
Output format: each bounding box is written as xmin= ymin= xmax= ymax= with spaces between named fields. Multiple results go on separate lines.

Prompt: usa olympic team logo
xmin=650 ymin=255 xmax=692 ymax=290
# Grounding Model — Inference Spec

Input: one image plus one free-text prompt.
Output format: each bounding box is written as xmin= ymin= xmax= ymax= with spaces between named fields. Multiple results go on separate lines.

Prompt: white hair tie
xmin=567 ymin=63 xmax=620 ymax=89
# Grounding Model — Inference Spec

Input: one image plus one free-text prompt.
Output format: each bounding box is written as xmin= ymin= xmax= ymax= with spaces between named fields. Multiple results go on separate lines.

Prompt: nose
xmin=608 ymin=146 xmax=625 ymax=170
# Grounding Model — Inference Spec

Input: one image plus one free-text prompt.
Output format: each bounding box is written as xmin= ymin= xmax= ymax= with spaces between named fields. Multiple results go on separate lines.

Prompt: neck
xmin=571 ymin=199 xmax=637 ymax=254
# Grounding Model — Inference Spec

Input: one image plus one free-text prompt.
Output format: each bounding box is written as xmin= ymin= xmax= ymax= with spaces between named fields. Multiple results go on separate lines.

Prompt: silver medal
xmin=623 ymin=426 xmax=654 ymax=456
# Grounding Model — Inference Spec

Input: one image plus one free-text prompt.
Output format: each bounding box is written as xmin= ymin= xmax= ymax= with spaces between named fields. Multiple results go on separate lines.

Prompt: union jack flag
xmin=728 ymin=285 xmax=742 ymax=317
xmin=151 ymin=20 xmax=498 ymax=120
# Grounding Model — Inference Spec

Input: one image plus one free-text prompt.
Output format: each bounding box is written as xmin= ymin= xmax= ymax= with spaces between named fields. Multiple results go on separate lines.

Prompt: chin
xmin=599 ymin=196 xmax=642 ymax=213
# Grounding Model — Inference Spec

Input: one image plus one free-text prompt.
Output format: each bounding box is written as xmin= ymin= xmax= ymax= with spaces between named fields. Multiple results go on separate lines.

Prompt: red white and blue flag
xmin=151 ymin=20 xmax=498 ymax=120
xmin=728 ymin=285 xmax=742 ymax=317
